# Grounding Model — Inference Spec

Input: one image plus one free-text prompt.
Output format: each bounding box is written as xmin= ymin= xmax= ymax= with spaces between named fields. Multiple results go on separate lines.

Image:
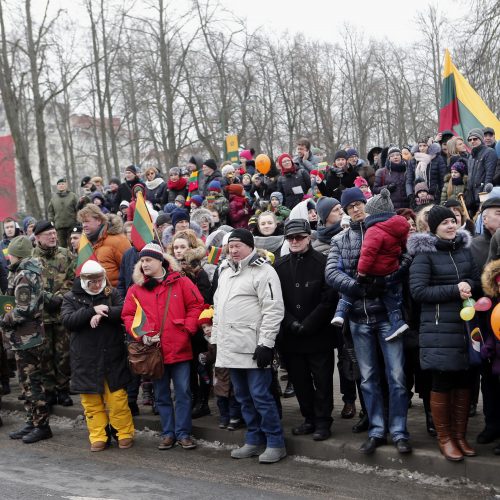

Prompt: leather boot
xmin=430 ymin=391 xmax=463 ymax=461
xmin=451 ymin=389 xmax=477 ymax=457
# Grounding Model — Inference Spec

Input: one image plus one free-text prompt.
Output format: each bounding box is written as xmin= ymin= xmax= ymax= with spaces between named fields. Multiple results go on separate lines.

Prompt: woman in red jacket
xmin=122 ymin=242 xmax=204 ymax=450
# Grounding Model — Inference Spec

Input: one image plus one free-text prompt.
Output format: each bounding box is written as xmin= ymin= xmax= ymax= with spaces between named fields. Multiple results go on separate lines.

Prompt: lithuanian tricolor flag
xmin=131 ymin=191 xmax=154 ymax=251
xmin=130 ymin=295 xmax=149 ymax=339
xmin=206 ymin=245 xmax=223 ymax=265
xmin=439 ymin=49 xmax=500 ymax=138
xmin=75 ymin=233 xmax=98 ymax=277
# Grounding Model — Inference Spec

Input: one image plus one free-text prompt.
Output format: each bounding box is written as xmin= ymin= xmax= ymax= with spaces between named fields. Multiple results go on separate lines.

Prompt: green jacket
xmin=32 ymin=245 xmax=75 ymax=324
xmin=47 ymin=190 xmax=79 ymax=229
xmin=4 ymin=258 xmax=44 ymax=350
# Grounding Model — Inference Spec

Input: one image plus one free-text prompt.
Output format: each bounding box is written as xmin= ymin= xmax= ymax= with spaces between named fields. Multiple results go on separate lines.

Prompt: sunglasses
xmin=285 ymin=234 xmax=308 ymax=242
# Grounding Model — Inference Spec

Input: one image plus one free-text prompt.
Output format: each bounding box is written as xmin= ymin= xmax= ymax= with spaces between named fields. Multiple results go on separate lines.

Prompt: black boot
xmin=141 ymin=382 xmax=154 ymax=406
xmin=423 ymin=395 xmax=437 ymax=437
xmin=9 ymin=423 xmax=34 ymax=439
xmin=283 ymin=381 xmax=295 ymax=398
xmin=128 ymin=401 xmax=140 ymax=416
xmin=2 ymin=380 xmax=11 ymax=395
xmin=45 ymin=391 xmax=57 ymax=406
xmin=57 ymin=391 xmax=73 ymax=407
xmin=192 ymin=385 xmax=211 ymax=419
xmin=352 ymin=411 xmax=369 ymax=433
xmin=22 ymin=424 xmax=53 ymax=443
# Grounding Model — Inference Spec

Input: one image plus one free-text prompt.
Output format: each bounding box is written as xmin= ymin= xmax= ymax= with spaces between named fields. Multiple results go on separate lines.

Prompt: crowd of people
xmin=1 ymin=127 xmax=500 ymax=464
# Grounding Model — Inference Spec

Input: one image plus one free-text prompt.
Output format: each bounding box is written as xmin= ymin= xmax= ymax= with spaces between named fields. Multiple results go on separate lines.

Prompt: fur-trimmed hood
xmin=190 ymin=208 xmax=213 ymax=227
xmin=407 ymin=229 xmax=472 ymax=256
xmin=169 ymin=240 xmax=206 ymax=266
xmin=482 ymin=259 xmax=500 ymax=298
xmin=105 ymin=213 xmax=125 ymax=236
xmin=132 ymin=253 xmax=181 ymax=286
xmin=162 ymin=221 xmax=202 ymax=246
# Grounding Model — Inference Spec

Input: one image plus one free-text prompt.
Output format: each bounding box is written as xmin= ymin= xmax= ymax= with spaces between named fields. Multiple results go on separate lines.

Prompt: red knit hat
xmin=310 ymin=169 xmax=325 ymax=181
xmin=354 ymin=176 xmax=368 ymax=188
xmin=277 ymin=153 xmax=294 ymax=172
xmin=198 ymin=305 xmax=214 ymax=326
xmin=226 ymin=183 xmax=244 ymax=197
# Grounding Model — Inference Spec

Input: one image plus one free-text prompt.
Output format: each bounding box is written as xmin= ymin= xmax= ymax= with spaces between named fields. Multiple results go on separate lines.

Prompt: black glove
xmin=386 ymin=183 xmax=397 ymax=193
xmin=289 ymin=321 xmax=306 ymax=336
xmin=252 ymin=345 xmax=274 ymax=368
xmin=365 ymin=277 xmax=386 ymax=298
xmin=356 ymin=274 xmax=374 ymax=285
xmin=46 ymin=295 xmax=63 ymax=314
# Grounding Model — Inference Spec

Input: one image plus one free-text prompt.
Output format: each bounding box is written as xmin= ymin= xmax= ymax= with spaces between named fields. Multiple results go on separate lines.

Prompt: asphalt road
xmin=0 ymin=412 xmax=495 ymax=500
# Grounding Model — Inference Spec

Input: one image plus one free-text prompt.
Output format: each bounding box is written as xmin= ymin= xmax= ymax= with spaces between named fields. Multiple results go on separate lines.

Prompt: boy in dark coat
xmin=332 ymin=189 xmax=410 ymax=342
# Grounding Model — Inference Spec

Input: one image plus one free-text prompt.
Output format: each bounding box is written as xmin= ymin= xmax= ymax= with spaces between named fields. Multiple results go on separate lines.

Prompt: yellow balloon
xmin=460 ymin=306 xmax=475 ymax=322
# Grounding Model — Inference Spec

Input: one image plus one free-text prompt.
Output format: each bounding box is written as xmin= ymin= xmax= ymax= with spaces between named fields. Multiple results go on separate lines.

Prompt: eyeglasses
xmin=469 ymin=137 xmax=480 ymax=142
xmin=285 ymin=234 xmax=308 ymax=242
xmin=87 ymin=278 xmax=104 ymax=286
xmin=347 ymin=201 xmax=364 ymax=211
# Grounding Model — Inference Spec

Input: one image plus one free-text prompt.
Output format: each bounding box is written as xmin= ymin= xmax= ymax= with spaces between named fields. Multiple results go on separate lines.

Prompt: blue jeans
xmin=153 ymin=361 xmax=192 ymax=440
xmin=230 ymin=368 xmax=285 ymax=448
xmin=216 ymin=395 xmax=242 ymax=425
xmin=349 ymin=320 xmax=409 ymax=441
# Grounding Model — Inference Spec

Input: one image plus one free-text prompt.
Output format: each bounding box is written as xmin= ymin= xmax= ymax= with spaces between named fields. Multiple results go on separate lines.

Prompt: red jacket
xmin=122 ymin=263 xmax=204 ymax=364
xmin=228 ymin=194 xmax=251 ymax=228
xmin=358 ymin=214 xmax=409 ymax=276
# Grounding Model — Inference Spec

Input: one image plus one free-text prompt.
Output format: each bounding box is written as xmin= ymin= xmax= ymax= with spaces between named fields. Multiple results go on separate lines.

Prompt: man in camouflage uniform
xmin=1 ymin=236 xmax=53 ymax=443
xmin=32 ymin=220 xmax=75 ymax=407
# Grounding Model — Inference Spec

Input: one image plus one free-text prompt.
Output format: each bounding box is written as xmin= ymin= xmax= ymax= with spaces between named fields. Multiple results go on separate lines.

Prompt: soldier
xmin=1 ymin=236 xmax=53 ymax=443
xmin=32 ymin=220 xmax=75 ymax=407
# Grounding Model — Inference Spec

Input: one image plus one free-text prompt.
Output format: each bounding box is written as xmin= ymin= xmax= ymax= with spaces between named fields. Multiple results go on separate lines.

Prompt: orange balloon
xmin=490 ymin=303 xmax=500 ymax=341
xmin=255 ymin=154 xmax=271 ymax=175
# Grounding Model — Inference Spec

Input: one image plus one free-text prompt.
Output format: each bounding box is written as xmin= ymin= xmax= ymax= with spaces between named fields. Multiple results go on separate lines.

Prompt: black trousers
xmin=481 ymin=363 xmax=500 ymax=432
xmin=285 ymin=350 xmax=334 ymax=429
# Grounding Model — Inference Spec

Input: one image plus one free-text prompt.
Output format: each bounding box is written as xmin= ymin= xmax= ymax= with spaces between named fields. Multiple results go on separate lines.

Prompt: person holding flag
xmin=122 ymin=242 xmax=204 ymax=450
xmin=61 ymin=260 xmax=134 ymax=452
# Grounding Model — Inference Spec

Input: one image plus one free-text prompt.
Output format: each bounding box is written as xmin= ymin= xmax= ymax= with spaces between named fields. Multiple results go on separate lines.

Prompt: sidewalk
xmin=2 ymin=374 xmax=499 ymax=488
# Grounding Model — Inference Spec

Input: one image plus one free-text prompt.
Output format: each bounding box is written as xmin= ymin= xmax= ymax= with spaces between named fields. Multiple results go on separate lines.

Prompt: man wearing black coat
xmin=318 ymin=150 xmax=357 ymax=200
xmin=274 ymin=218 xmax=337 ymax=441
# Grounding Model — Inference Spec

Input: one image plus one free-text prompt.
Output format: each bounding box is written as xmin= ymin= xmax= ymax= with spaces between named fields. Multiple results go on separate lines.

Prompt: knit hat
xmin=284 ymin=218 xmax=311 ymax=236
xmin=80 ymin=260 xmax=106 ymax=278
xmin=270 ymin=192 xmax=283 ymax=204
xmin=340 ymin=187 xmax=367 ymax=210
xmin=190 ymin=195 xmax=204 ymax=207
xmin=119 ymin=200 xmax=130 ymax=208
xmin=22 ymin=216 xmax=36 ymax=234
xmin=396 ymin=208 xmax=416 ymax=222
xmin=310 ymin=169 xmax=325 ymax=181
xmin=203 ymin=159 xmax=217 ymax=171
xmin=221 ymin=164 xmax=235 ymax=177
xmin=132 ymin=183 xmax=146 ymax=195
xmin=208 ymin=180 xmax=222 ymax=193
xmin=427 ymin=205 xmax=456 ymax=234
xmin=365 ymin=188 xmax=394 ymax=216
xmin=139 ymin=242 xmax=164 ymax=261
xmin=414 ymin=182 xmax=430 ymax=195
xmin=33 ymin=220 xmax=55 ymax=235
xmin=109 ymin=176 xmax=120 ymax=185
xmin=354 ymin=176 xmax=368 ymax=188
xmin=198 ymin=306 xmax=214 ymax=326
xmin=7 ymin=236 xmax=33 ymax=259
xmin=316 ymin=197 xmax=341 ymax=224
xmin=57 ymin=178 xmax=67 ymax=184
xmin=346 ymin=148 xmax=359 ymax=158
xmin=277 ymin=153 xmax=294 ymax=171
xmin=387 ymin=146 xmax=402 ymax=157
xmin=125 ymin=165 xmax=138 ymax=174
xmin=239 ymin=149 xmax=253 ymax=161
xmin=450 ymin=160 xmax=467 ymax=176
xmin=169 ymin=167 xmax=181 ymax=176
xmin=155 ymin=213 xmax=171 ymax=227
xmin=468 ymin=128 xmax=484 ymax=142
xmin=228 ymin=228 xmax=254 ymax=249
xmin=171 ymin=209 xmax=190 ymax=228
xmin=174 ymin=194 xmax=186 ymax=205
xmin=163 ymin=202 xmax=177 ymax=214
xmin=334 ymin=150 xmax=348 ymax=161
xmin=227 ymin=184 xmax=244 ymax=197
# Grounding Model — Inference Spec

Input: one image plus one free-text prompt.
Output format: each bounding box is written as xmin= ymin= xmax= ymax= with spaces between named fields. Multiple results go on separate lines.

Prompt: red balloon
xmin=474 ymin=296 xmax=492 ymax=312
xmin=490 ymin=303 xmax=500 ymax=341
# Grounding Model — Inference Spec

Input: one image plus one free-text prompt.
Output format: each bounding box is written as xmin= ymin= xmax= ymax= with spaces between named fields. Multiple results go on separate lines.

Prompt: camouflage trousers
xmin=41 ymin=323 xmax=71 ymax=394
xmin=15 ymin=344 xmax=50 ymax=426
xmin=56 ymin=227 xmax=71 ymax=248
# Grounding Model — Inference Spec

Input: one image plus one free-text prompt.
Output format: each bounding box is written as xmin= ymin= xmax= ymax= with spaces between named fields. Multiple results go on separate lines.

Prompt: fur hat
xmin=365 ymin=188 xmax=394 ymax=216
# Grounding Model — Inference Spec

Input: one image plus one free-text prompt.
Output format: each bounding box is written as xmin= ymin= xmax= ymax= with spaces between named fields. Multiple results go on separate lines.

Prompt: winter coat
xmin=274 ymin=245 xmax=338 ymax=353
xmin=317 ymin=166 xmax=356 ymax=200
xmin=202 ymin=192 xmax=229 ymax=223
xmin=358 ymin=213 xmax=409 ymax=276
xmin=325 ymin=220 xmax=391 ymax=324
xmin=440 ymin=174 xmax=467 ymax=204
xmin=47 ymin=190 xmax=79 ymax=229
xmin=277 ymin=170 xmax=311 ymax=209
xmin=122 ymin=255 xmax=204 ymax=365
xmin=311 ymin=222 xmax=344 ymax=256
xmin=201 ymin=170 xmax=223 ymax=197
xmin=465 ymin=144 xmax=498 ymax=209
xmin=162 ymin=178 xmax=188 ymax=205
xmin=408 ymin=230 xmax=481 ymax=371
xmin=211 ymin=250 xmax=285 ymax=369
xmin=406 ymin=150 xmax=446 ymax=202
xmin=61 ymin=280 xmax=131 ymax=394
xmin=471 ymin=228 xmax=493 ymax=270
xmin=117 ymin=246 xmax=139 ymax=299
xmin=293 ymin=151 xmax=319 ymax=172
xmin=91 ymin=215 xmax=131 ymax=287
xmin=228 ymin=194 xmax=251 ymax=228
xmin=373 ymin=164 xmax=409 ymax=209
xmin=117 ymin=178 xmax=142 ymax=206
xmin=269 ymin=204 xmax=291 ymax=223
xmin=105 ymin=189 xmax=120 ymax=213
xmin=32 ymin=245 xmax=75 ymax=324
xmin=145 ymin=178 xmax=167 ymax=211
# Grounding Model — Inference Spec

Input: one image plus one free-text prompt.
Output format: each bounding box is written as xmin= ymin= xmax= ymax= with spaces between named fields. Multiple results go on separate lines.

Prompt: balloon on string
xmin=255 ymin=154 xmax=271 ymax=175
xmin=462 ymin=298 xmax=476 ymax=308
xmin=491 ymin=303 xmax=500 ymax=341
xmin=460 ymin=306 xmax=475 ymax=322
xmin=474 ymin=296 xmax=492 ymax=312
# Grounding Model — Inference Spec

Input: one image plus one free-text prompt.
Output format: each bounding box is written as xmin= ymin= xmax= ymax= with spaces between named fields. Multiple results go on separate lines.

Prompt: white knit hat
xmin=80 ymin=260 xmax=106 ymax=277
xmin=138 ymin=242 xmax=164 ymax=261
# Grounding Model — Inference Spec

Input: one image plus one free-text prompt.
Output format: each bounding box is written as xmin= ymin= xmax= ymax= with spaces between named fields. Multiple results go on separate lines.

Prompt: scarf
xmin=167 ymin=178 xmax=187 ymax=191
xmin=316 ymin=222 xmax=343 ymax=243
xmin=414 ymin=152 xmax=435 ymax=184
xmin=186 ymin=170 xmax=199 ymax=205
xmin=145 ymin=178 xmax=165 ymax=190
xmin=388 ymin=161 xmax=406 ymax=173
xmin=452 ymin=176 xmax=464 ymax=186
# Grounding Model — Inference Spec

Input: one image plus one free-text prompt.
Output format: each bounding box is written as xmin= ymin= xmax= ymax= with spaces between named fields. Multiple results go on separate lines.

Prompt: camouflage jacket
xmin=32 ymin=245 xmax=75 ymax=324
xmin=4 ymin=257 xmax=44 ymax=350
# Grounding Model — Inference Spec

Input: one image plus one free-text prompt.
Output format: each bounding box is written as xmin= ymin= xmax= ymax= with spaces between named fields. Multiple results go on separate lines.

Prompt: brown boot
xmin=430 ymin=391 xmax=463 ymax=461
xmin=451 ymin=389 xmax=477 ymax=457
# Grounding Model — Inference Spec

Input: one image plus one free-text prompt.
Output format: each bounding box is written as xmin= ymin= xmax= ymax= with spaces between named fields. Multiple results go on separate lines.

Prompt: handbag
xmin=127 ymin=285 xmax=172 ymax=380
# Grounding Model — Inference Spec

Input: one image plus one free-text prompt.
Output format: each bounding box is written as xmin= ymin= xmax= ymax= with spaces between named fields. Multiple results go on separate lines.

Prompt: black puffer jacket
xmin=275 ymin=245 xmax=338 ymax=353
xmin=325 ymin=220 xmax=388 ymax=324
xmin=277 ymin=170 xmax=311 ymax=209
xmin=61 ymin=279 xmax=131 ymax=394
xmin=408 ymin=230 xmax=481 ymax=372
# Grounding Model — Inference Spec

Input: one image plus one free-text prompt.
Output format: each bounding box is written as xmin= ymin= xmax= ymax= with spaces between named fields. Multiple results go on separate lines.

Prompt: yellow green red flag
xmin=131 ymin=191 xmax=154 ymax=251
xmin=130 ymin=295 xmax=149 ymax=339
xmin=75 ymin=233 xmax=98 ymax=277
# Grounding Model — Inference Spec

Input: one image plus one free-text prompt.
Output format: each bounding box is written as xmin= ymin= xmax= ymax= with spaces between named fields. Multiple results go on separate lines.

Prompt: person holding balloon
xmin=408 ymin=205 xmax=481 ymax=462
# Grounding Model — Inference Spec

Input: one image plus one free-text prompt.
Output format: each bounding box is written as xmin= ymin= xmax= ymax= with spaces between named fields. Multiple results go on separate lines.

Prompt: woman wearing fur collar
xmin=408 ymin=205 xmax=481 ymax=462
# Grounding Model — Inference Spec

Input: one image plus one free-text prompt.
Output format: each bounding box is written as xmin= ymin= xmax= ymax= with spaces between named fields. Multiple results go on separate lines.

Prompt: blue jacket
xmin=117 ymin=246 xmax=139 ymax=299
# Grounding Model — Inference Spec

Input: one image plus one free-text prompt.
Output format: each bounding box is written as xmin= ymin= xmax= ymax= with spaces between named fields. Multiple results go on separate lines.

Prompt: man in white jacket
xmin=211 ymin=228 xmax=286 ymax=463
